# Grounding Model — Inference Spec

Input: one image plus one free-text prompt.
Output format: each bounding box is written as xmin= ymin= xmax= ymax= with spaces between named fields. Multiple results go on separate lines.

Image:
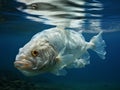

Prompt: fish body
xmin=14 ymin=27 xmax=106 ymax=76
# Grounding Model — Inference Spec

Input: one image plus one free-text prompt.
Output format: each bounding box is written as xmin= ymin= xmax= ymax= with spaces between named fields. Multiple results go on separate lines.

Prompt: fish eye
xmin=31 ymin=4 xmax=38 ymax=10
xmin=31 ymin=50 xmax=39 ymax=57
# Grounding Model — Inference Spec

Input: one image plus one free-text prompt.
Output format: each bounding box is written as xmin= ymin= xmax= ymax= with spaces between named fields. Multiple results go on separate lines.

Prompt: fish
xmin=14 ymin=27 xmax=106 ymax=76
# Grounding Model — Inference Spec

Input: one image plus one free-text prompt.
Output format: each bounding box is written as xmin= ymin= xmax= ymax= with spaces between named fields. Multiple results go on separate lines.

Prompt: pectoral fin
xmin=51 ymin=47 xmax=74 ymax=76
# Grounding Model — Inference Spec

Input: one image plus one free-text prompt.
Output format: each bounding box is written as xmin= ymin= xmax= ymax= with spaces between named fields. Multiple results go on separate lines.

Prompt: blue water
xmin=0 ymin=0 xmax=120 ymax=90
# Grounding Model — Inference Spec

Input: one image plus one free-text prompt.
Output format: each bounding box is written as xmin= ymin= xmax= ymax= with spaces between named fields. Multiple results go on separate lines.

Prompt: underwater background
xmin=0 ymin=0 xmax=120 ymax=90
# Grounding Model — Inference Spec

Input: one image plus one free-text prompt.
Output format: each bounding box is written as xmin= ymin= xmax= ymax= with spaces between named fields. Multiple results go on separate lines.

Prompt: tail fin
xmin=88 ymin=32 xmax=106 ymax=59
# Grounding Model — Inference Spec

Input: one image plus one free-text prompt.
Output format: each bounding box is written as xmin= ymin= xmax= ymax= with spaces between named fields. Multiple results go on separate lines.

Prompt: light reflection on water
xmin=15 ymin=0 xmax=120 ymax=33
xmin=0 ymin=0 xmax=120 ymax=33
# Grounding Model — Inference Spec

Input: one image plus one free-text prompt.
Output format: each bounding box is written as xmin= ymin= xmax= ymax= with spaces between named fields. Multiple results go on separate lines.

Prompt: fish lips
xmin=14 ymin=59 xmax=34 ymax=70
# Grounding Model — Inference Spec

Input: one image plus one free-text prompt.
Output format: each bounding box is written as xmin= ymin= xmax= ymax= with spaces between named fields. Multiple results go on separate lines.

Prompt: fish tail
xmin=87 ymin=31 xmax=106 ymax=59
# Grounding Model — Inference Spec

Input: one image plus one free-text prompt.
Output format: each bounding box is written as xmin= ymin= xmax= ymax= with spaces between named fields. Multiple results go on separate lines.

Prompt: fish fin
xmin=75 ymin=51 xmax=90 ymax=68
xmin=51 ymin=47 xmax=74 ymax=76
xmin=67 ymin=51 xmax=90 ymax=68
xmin=21 ymin=70 xmax=39 ymax=76
xmin=87 ymin=31 xmax=106 ymax=59
xmin=51 ymin=69 xmax=67 ymax=76
xmin=56 ymin=25 xmax=71 ymax=41
xmin=56 ymin=20 xmax=71 ymax=30
xmin=56 ymin=25 xmax=65 ymax=31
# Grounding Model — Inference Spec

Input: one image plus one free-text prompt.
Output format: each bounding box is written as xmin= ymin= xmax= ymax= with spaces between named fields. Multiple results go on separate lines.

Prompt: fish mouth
xmin=14 ymin=59 xmax=34 ymax=70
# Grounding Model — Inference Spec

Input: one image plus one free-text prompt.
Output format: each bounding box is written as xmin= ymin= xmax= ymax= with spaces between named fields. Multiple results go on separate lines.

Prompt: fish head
xmin=14 ymin=39 xmax=58 ymax=76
